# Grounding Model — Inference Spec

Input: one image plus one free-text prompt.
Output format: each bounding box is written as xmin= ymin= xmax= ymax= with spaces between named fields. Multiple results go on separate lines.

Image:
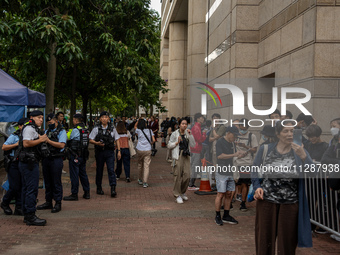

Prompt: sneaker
xmin=126 ymin=178 xmax=131 ymax=183
xmin=116 ymin=177 xmax=120 ymax=181
xmin=222 ymin=215 xmax=238 ymax=225
xmin=176 ymin=196 xmax=183 ymax=204
xmin=62 ymin=170 xmax=67 ymax=174
xmin=240 ymin=203 xmax=248 ymax=212
xmin=138 ymin=179 xmax=143 ymax=185
xmin=143 ymin=183 xmax=149 ymax=188
xmin=315 ymin=228 xmax=328 ymax=234
xmin=215 ymin=215 xmax=223 ymax=226
xmin=187 ymin=185 xmax=199 ymax=191
xmin=236 ymin=194 xmax=242 ymax=202
xmin=232 ymin=197 xmax=236 ymax=203
xmin=181 ymin=194 xmax=188 ymax=201
xmin=330 ymin=234 xmax=340 ymax=242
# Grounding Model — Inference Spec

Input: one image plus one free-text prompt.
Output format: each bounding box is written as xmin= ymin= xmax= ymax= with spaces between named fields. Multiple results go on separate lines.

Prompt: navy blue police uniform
xmin=0 ymin=118 xmax=28 ymax=216
xmin=18 ymin=111 xmax=46 ymax=226
xmin=63 ymin=114 xmax=90 ymax=201
xmin=89 ymin=112 xmax=118 ymax=197
xmin=37 ymin=113 xmax=67 ymax=213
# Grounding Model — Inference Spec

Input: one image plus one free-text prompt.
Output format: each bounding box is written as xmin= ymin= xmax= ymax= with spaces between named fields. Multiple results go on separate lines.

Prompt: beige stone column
xmin=168 ymin=21 xmax=187 ymax=118
xmin=187 ymin=0 xmax=207 ymax=117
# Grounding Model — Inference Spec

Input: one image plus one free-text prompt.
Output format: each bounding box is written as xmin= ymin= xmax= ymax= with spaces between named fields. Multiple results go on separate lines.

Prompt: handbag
xmin=141 ymin=129 xmax=157 ymax=156
xmin=128 ymin=137 xmax=136 ymax=157
xmin=247 ymin=144 xmax=268 ymax=202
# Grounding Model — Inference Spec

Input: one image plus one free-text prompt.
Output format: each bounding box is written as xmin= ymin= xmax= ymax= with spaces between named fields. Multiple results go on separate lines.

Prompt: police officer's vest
xmin=68 ymin=123 xmax=90 ymax=159
xmin=18 ymin=120 xmax=41 ymax=162
xmin=94 ymin=124 xmax=115 ymax=151
xmin=46 ymin=124 xmax=64 ymax=157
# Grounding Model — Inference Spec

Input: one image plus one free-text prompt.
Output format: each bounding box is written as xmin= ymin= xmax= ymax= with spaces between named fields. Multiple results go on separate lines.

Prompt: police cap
xmin=100 ymin=111 xmax=110 ymax=118
xmin=73 ymin=113 xmax=84 ymax=120
xmin=18 ymin=118 xmax=29 ymax=125
xmin=30 ymin=110 xmax=44 ymax=117
xmin=46 ymin=113 xmax=55 ymax=122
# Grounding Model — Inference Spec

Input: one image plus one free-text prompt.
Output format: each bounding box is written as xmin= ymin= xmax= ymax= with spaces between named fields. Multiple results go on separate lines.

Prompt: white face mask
xmin=331 ymin=127 xmax=339 ymax=136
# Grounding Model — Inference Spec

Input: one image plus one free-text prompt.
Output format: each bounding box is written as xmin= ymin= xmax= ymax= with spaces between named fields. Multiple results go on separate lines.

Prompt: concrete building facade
xmin=160 ymin=0 xmax=340 ymax=134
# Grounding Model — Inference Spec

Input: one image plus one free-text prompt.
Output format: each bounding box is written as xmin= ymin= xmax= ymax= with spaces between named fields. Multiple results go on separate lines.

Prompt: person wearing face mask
xmin=329 ymin=118 xmax=340 ymax=146
xmin=234 ymin=118 xmax=258 ymax=212
xmin=36 ymin=113 xmax=67 ymax=213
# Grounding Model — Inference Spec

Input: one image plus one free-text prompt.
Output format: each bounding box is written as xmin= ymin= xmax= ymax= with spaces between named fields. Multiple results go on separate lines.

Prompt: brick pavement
xmin=0 ymin=142 xmax=339 ymax=255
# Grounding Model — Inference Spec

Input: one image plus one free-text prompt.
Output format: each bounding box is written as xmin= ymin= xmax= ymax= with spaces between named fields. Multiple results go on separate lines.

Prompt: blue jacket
xmin=251 ymin=142 xmax=313 ymax=248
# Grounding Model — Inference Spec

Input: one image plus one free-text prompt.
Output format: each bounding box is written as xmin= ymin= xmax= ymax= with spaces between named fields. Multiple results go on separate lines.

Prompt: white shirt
xmin=135 ymin=128 xmax=154 ymax=151
xmin=22 ymin=126 xmax=39 ymax=140
xmin=89 ymin=125 xmax=118 ymax=140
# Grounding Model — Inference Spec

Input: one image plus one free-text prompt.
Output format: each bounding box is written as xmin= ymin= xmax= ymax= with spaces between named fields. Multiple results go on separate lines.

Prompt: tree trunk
xmin=89 ymin=99 xmax=93 ymax=130
xmin=150 ymin=105 xmax=154 ymax=116
xmin=45 ymin=42 xmax=57 ymax=113
xmin=134 ymin=95 xmax=139 ymax=117
xmin=70 ymin=66 xmax=77 ymax=128
xmin=82 ymin=96 xmax=88 ymax=125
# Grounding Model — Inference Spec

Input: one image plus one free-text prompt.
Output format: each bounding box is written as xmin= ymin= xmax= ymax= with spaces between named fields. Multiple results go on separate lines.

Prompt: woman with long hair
xmin=135 ymin=118 xmax=155 ymax=188
xmin=167 ymin=118 xmax=195 ymax=203
xmin=115 ymin=121 xmax=131 ymax=182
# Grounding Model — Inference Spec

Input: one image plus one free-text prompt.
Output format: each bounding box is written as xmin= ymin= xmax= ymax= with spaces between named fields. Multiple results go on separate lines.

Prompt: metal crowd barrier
xmin=305 ymin=171 xmax=340 ymax=237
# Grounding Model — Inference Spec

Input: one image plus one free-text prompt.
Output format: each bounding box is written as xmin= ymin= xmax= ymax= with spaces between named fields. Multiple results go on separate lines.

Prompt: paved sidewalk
xmin=0 ymin=143 xmax=339 ymax=254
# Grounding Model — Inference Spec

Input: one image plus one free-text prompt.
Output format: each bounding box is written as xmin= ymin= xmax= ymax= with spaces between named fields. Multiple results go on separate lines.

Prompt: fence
xmin=305 ymin=171 xmax=340 ymax=237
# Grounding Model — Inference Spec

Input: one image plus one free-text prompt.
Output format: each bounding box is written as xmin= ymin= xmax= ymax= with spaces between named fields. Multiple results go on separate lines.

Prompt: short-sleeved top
xmin=135 ymin=128 xmax=154 ymax=151
xmin=4 ymin=134 xmax=20 ymax=157
xmin=116 ymin=131 xmax=131 ymax=149
xmin=45 ymin=128 xmax=67 ymax=152
xmin=234 ymin=132 xmax=259 ymax=166
xmin=216 ymin=137 xmax=235 ymax=176
xmin=89 ymin=125 xmax=118 ymax=141
xmin=22 ymin=125 xmax=39 ymax=141
xmin=70 ymin=128 xmax=80 ymax=141
xmin=262 ymin=148 xmax=299 ymax=204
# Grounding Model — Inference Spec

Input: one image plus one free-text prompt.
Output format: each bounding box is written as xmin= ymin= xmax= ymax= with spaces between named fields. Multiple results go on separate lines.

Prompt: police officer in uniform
xmin=19 ymin=110 xmax=47 ymax=226
xmin=1 ymin=118 xmax=28 ymax=216
xmin=89 ymin=111 xmax=121 ymax=197
xmin=63 ymin=114 xmax=90 ymax=201
xmin=36 ymin=113 xmax=67 ymax=213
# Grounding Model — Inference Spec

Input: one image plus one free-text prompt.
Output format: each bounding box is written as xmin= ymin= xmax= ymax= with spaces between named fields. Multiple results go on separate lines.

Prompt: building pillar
xmin=187 ymin=0 xmax=207 ymax=117
xmin=168 ymin=21 xmax=187 ymax=118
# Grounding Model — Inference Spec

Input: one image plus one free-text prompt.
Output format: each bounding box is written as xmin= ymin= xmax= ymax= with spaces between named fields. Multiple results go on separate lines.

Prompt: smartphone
xmin=293 ymin=129 xmax=302 ymax=146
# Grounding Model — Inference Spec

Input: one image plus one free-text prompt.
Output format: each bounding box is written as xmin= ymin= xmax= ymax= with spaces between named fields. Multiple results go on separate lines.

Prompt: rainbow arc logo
xmin=196 ymin=82 xmax=223 ymax=107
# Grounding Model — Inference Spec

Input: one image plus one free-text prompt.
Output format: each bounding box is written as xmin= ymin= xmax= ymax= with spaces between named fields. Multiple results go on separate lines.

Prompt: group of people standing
xmin=163 ymin=109 xmax=340 ymax=254
xmin=0 ymin=111 xmax=160 ymax=226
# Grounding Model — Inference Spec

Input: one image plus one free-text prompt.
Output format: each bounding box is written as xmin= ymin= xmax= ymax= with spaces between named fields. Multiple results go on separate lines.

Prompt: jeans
xmin=116 ymin=148 xmax=131 ymax=178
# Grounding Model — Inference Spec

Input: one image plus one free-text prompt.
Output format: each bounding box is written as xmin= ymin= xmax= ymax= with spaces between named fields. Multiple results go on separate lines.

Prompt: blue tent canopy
xmin=0 ymin=68 xmax=46 ymax=122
